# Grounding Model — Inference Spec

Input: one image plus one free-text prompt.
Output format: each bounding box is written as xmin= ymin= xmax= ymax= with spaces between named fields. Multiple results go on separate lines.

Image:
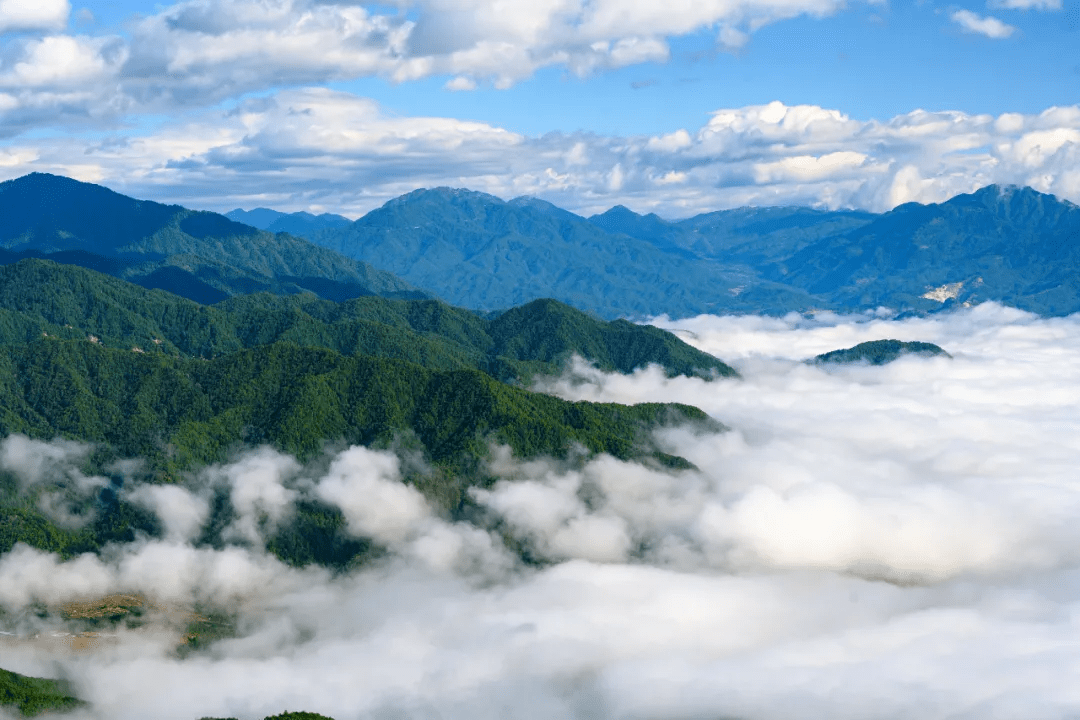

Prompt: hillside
xmin=0 ymin=174 xmax=425 ymax=305
xmin=812 ymin=339 xmax=951 ymax=365
xmin=302 ymin=183 xmax=1080 ymax=318
xmin=0 ymin=339 xmax=708 ymax=486
xmin=308 ymin=187 xmax=814 ymax=318
xmin=0 ymin=668 xmax=84 ymax=716
xmin=0 ymin=258 xmax=728 ymax=572
xmin=0 ymin=259 xmax=735 ymax=381
xmin=226 ymin=207 xmax=352 ymax=236
xmin=773 ymin=185 xmax=1080 ymax=315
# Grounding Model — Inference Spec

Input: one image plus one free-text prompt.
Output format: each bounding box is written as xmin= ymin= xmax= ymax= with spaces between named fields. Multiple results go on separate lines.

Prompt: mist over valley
xmin=0 ymin=171 xmax=1075 ymax=719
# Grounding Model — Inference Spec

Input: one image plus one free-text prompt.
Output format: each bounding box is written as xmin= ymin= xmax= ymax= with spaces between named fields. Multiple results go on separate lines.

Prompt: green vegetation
xmin=0 ymin=339 xmax=709 ymax=480
xmin=308 ymin=187 xmax=816 ymax=318
xmin=812 ymin=339 xmax=951 ymax=365
xmin=0 ymin=173 xmax=424 ymax=305
xmin=0 ymin=259 xmax=736 ymax=382
xmin=0 ymin=261 xmax=722 ymax=568
xmin=0 ymin=668 xmax=84 ymax=717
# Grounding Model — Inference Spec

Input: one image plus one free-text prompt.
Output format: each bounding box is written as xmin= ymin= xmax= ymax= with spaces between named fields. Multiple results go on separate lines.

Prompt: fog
xmin=3 ymin=302 xmax=1080 ymax=720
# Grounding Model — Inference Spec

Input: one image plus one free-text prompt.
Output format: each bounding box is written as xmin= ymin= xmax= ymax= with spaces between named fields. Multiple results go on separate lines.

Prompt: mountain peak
xmin=390 ymin=186 xmax=506 ymax=206
xmin=593 ymin=205 xmax=642 ymax=220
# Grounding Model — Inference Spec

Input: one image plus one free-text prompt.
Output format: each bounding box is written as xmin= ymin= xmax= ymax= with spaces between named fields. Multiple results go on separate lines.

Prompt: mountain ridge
xmin=0 ymin=173 xmax=427 ymax=305
xmin=304 ymin=182 xmax=1080 ymax=318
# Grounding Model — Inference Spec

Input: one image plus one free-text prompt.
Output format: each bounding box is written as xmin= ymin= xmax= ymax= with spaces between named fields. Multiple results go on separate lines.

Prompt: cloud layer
xmin=4 ymin=302 xmax=1080 ymax=719
xmin=0 ymin=0 xmax=860 ymax=118
xmin=3 ymin=89 xmax=1078 ymax=218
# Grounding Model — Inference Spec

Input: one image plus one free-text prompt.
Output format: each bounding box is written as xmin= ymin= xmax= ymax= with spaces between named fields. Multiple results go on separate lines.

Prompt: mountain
xmin=811 ymin=339 xmax=951 ymax=365
xmin=0 ymin=174 xmax=425 ymax=305
xmin=0 ymin=259 xmax=730 ymax=567
xmin=0 ymin=668 xmax=84 ymax=716
xmin=772 ymin=185 xmax=1080 ymax=315
xmin=308 ymin=187 xmax=816 ymax=319
xmin=301 ymin=183 xmax=1080 ymax=318
xmin=226 ymin=207 xmax=352 ymax=236
xmin=0 ymin=259 xmax=735 ymax=382
xmin=0 ymin=339 xmax=708 ymax=481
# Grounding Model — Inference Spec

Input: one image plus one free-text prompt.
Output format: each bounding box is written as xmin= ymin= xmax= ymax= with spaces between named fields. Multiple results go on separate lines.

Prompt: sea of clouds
xmin=3 ymin=302 xmax=1080 ymax=720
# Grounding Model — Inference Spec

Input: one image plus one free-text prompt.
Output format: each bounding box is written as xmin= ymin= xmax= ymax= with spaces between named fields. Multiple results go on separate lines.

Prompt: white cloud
xmin=0 ymin=35 xmax=123 ymax=88
xmin=2 ymin=88 xmax=1080 ymax=217
xmin=951 ymin=9 xmax=1017 ymax=38
xmin=315 ymin=446 xmax=429 ymax=545
xmin=0 ymin=0 xmax=871 ymax=123
xmin=214 ymin=446 xmax=301 ymax=544
xmin=989 ymin=0 xmax=1062 ymax=9
xmin=5 ymin=305 xmax=1080 ymax=719
xmin=0 ymin=0 xmax=69 ymax=34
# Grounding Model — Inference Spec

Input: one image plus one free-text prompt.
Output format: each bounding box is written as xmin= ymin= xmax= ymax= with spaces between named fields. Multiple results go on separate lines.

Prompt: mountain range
xmin=226 ymin=207 xmax=352 ymax=236
xmin=279 ymin=183 xmax=1079 ymax=318
xmin=3 ymin=173 xmax=1053 ymax=720
xmin=8 ymin=173 xmax=1080 ymax=319
xmin=0 ymin=174 xmax=425 ymax=305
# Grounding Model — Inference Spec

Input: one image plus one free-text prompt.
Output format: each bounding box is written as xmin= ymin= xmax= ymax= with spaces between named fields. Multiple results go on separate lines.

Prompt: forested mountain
xmin=772 ymin=185 xmax=1080 ymax=315
xmin=811 ymin=339 xmax=951 ymax=365
xmin=226 ymin=207 xmax=352 ymax=236
xmin=0 ymin=258 xmax=727 ymax=562
xmin=0 ymin=260 xmax=734 ymax=381
xmin=0 ymin=668 xmax=84 ymax=716
xmin=308 ymin=187 xmax=815 ymax=318
xmin=305 ymin=183 xmax=1080 ymax=318
xmin=0 ymin=174 xmax=425 ymax=305
xmin=0 ymin=340 xmax=708 ymax=488
xmin=11 ymin=174 xmax=1079 ymax=319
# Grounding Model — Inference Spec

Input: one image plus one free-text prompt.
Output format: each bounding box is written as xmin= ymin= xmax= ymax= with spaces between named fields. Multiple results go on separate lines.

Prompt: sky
xmin=0 ymin=0 xmax=1076 ymax=217
xmin=5 ymin=304 xmax=1080 ymax=719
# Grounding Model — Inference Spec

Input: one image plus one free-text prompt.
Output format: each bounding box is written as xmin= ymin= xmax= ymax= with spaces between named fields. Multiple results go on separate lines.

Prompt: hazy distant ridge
xmin=304 ymin=184 xmax=1080 ymax=318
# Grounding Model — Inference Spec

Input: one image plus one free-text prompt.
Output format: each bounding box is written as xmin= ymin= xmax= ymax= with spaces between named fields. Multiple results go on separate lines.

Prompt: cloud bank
xmin=3 ymin=302 xmax=1080 ymax=719
xmin=4 ymin=90 xmax=1078 ymax=218
xmin=0 ymin=0 xmax=862 ymax=121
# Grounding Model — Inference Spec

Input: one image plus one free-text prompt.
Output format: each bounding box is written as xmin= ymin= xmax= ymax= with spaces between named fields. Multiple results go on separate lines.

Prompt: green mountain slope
xmin=0 ymin=340 xmax=708 ymax=473
xmin=812 ymin=340 xmax=951 ymax=365
xmin=309 ymin=188 xmax=814 ymax=319
xmin=0 ymin=259 xmax=735 ymax=381
xmin=0 ymin=668 xmax=84 ymax=716
xmin=0 ymin=339 xmax=714 ymax=566
xmin=0 ymin=259 xmax=726 ymax=568
xmin=759 ymin=185 xmax=1080 ymax=315
xmin=0 ymin=174 xmax=426 ymax=304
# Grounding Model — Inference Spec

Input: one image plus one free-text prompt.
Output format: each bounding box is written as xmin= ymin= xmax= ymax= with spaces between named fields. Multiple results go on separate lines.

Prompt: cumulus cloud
xmin=212 ymin=446 xmax=301 ymax=544
xmin=5 ymin=304 xmax=1080 ymax=719
xmin=952 ymin=9 xmax=1017 ymax=38
xmin=0 ymin=0 xmax=69 ymax=34
xmin=990 ymin=0 xmax=1061 ymax=9
xmin=0 ymin=0 xmax=867 ymax=129
xmin=120 ymin=0 xmax=858 ymax=92
xmin=5 ymin=91 xmax=1080 ymax=218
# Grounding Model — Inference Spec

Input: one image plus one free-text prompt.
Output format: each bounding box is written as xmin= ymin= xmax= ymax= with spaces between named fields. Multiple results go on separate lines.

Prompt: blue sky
xmin=0 ymin=0 xmax=1077 ymax=217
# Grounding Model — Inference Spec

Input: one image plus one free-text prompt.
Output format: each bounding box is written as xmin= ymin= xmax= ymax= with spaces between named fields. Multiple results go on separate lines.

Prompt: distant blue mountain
xmin=0 ymin=174 xmax=426 ymax=304
xmin=772 ymin=185 xmax=1080 ymax=315
xmin=302 ymin=183 xmax=1080 ymax=318
xmin=226 ymin=207 xmax=352 ymax=237
xmin=307 ymin=187 xmax=814 ymax=319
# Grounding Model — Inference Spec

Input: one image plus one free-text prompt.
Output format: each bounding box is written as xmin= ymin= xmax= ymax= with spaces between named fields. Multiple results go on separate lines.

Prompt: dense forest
xmin=0 ymin=208 xmax=738 ymax=719
xmin=0 ymin=258 xmax=727 ymax=570
xmin=811 ymin=339 xmax=951 ymax=365
xmin=0 ymin=668 xmax=84 ymax=716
